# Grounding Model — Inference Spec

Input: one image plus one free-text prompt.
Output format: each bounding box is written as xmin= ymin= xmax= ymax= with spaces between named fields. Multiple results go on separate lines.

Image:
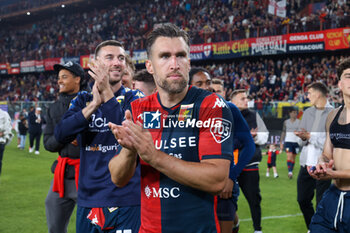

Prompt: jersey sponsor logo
xmin=144 ymin=185 xmax=180 ymax=199
xmin=163 ymin=117 xmax=223 ymax=129
xmin=155 ymin=136 xmax=197 ymax=150
xmin=89 ymin=114 xmax=109 ymax=128
xmin=213 ymin=98 xmax=227 ymax=108
xmin=85 ymin=143 xmax=120 ymax=153
xmin=169 ymin=152 xmax=182 ymax=159
xmin=210 ymin=118 xmax=232 ymax=143
xmin=143 ymin=110 xmax=161 ymax=129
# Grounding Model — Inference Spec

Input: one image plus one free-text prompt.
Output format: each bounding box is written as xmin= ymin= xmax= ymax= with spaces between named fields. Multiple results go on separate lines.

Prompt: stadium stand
xmin=0 ymin=0 xmax=349 ymax=120
xmin=0 ymin=54 xmax=346 ymax=107
xmin=0 ymin=0 xmax=349 ymax=63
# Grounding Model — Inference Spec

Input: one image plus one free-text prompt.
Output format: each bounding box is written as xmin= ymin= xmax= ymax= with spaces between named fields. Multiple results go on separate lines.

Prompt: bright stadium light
xmin=27 ymin=11 xmax=31 ymax=15
xmin=61 ymin=4 xmax=65 ymax=8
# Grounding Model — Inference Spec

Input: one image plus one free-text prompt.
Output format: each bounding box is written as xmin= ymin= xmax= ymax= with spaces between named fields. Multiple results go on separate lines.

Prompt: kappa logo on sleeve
xmin=135 ymin=90 xmax=145 ymax=98
xmin=210 ymin=118 xmax=232 ymax=143
xmin=143 ymin=110 xmax=161 ymax=129
xmin=212 ymin=98 xmax=227 ymax=109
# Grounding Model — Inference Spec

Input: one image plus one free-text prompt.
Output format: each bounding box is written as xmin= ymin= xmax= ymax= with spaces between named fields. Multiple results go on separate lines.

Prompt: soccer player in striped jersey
xmin=109 ymin=23 xmax=233 ymax=233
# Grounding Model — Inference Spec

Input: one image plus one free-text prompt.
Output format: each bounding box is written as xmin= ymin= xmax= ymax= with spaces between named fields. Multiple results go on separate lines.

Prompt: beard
xmin=109 ymin=73 xmax=122 ymax=86
xmin=157 ymin=75 xmax=188 ymax=94
xmin=109 ymin=79 xmax=120 ymax=86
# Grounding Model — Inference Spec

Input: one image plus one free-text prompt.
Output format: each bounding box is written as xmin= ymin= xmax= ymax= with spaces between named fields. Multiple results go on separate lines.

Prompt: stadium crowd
xmin=0 ymin=73 xmax=58 ymax=102
xmin=207 ymin=55 xmax=345 ymax=104
xmin=0 ymin=0 xmax=349 ymax=63
xmin=0 ymin=0 xmax=349 ymax=115
xmin=1 ymin=54 xmax=347 ymax=118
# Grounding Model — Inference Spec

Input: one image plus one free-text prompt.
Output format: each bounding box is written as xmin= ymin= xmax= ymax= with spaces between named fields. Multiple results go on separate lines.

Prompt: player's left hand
xmin=88 ymin=59 xmax=113 ymax=102
xmin=109 ymin=110 xmax=137 ymax=152
xmin=109 ymin=110 xmax=157 ymax=160
xmin=91 ymin=82 xmax=102 ymax=107
xmin=219 ymin=178 xmax=234 ymax=199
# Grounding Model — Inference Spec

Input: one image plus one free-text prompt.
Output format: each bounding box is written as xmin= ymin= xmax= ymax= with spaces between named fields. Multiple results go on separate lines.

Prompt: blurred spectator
xmin=121 ymin=54 xmax=136 ymax=89
xmin=28 ymin=107 xmax=45 ymax=155
xmin=18 ymin=113 xmax=28 ymax=150
xmin=0 ymin=108 xmax=13 ymax=175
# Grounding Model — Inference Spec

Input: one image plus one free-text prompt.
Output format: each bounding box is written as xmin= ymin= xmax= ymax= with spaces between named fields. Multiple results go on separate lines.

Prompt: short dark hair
xmin=337 ymin=58 xmax=350 ymax=79
xmin=125 ymin=54 xmax=135 ymax=72
xmin=94 ymin=40 xmax=124 ymax=57
xmin=189 ymin=67 xmax=211 ymax=84
xmin=133 ymin=69 xmax=155 ymax=86
xmin=211 ymin=78 xmax=224 ymax=87
xmin=289 ymin=107 xmax=298 ymax=113
xmin=230 ymin=89 xmax=247 ymax=100
xmin=146 ymin=23 xmax=190 ymax=58
xmin=307 ymin=82 xmax=328 ymax=96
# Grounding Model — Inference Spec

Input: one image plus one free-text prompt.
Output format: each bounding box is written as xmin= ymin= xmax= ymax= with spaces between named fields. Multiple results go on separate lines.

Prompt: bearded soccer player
xmin=109 ymin=23 xmax=234 ymax=233
xmin=55 ymin=40 xmax=143 ymax=233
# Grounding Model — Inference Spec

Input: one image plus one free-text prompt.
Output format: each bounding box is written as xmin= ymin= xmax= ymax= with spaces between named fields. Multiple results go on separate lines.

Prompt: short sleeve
xmin=198 ymin=94 xmax=233 ymax=161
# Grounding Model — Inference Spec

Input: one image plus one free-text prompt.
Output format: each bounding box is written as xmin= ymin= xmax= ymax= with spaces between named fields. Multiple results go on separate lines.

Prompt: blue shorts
xmin=216 ymin=180 xmax=240 ymax=221
xmin=284 ymin=142 xmax=299 ymax=154
xmin=310 ymin=185 xmax=350 ymax=233
xmin=76 ymin=205 xmax=140 ymax=233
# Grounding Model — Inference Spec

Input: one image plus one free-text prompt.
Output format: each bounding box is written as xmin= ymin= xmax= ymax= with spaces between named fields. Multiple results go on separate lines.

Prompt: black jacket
xmin=18 ymin=119 xmax=28 ymax=135
xmin=28 ymin=111 xmax=45 ymax=134
xmin=44 ymin=93 xmax=80 ymax=175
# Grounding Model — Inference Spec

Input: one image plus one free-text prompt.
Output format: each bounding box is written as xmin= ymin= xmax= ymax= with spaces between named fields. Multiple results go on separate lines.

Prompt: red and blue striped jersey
xmin=131 ymin=86 xmax=234 ymax=233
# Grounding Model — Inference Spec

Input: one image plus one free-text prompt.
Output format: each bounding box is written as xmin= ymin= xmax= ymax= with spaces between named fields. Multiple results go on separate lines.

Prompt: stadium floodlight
xmin=61 ymin=4 xmax=65 ymax=8
xmin=27 ymin=11 xmax=30 ymax=15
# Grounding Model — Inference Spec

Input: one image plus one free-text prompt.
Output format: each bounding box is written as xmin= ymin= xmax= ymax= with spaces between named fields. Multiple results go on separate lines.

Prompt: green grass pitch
xmin=0 ymin=136 xmax=311 ymax=232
